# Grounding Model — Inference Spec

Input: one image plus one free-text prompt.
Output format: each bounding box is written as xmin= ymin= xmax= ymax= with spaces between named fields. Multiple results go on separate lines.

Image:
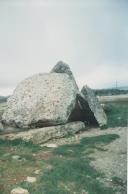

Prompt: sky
xmin=0 ymin=0 xmax=128 ymax=95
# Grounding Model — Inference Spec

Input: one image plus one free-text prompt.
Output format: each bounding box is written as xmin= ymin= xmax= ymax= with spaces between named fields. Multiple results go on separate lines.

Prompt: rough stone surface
xmin=51 ymin=61 xmax=82 ymax=122
xmin=51 ymin=61 xmax=75 ymax=80
xmin=78 ymin=85 xmax=107 ymax=127
xmin=2 ymin=73 xmax=78 ymax=128
xmin=11 ymin=187 xmax=29 ymax=194
xmin=0 ymin=121 xmax=86 ymax=144
xmin=0 ymin=122 xmax=4 ymax=131
xmin=51 ymin=61 xmax=78 ymax=89
xmin=0 ymin=102 xmax=7 ymax=120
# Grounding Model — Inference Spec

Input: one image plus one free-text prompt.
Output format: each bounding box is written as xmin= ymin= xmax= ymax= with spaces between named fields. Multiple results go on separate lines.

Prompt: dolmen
xmin=0 ymin=61 xmax=107 ymax=143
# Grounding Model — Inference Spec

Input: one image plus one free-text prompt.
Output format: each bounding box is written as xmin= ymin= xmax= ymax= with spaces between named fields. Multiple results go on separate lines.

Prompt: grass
xmin=0 ymin=134 xmax=120 ymax=194
xmin=112 ymin=176 xmax=124 ymax=186
xmin=0 ymin=100 xmax=127 ymax=193
xmin=0 ymin=139 xmax=48 ymax=194
xmin=104 ymin=101 xmax=128 ymax=127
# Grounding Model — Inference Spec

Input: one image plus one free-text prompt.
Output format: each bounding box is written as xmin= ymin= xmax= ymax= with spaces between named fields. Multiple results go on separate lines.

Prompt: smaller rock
xmin=51 ymin=61 xmax=78 ymax=89
xmin=51 ymin=61 xmax=74 ymax=80
xmin=78 ymin=85 xmax=107 ymax=127
xmin=45 ymin=143 xmax=58 ymax=148
xmin=11 ymin=187 xmax=29 ymax=194
xmin=0 ymin=121 xmax=85 ymax=144
xmin=26 ymin=176 xmax=37 ymax=183
xmin=12 ymin=155 xmax=22 ymax=160
xmin=34 ymin=169 xmax=40 ymax=175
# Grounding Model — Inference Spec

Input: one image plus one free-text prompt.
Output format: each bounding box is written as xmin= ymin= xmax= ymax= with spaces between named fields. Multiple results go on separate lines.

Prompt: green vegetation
xmin=0 ymin=139 xmax=50 ymax=194
xmin=112 ymin=176 xmax=124 ymax=187
xmin=0 ymin=139 xmax=42 ymax=152
xmin=0 ymin=96 xmax=8 ymax=103
xmin=0 ymin=97 xmax=127 ymax=193
xmin=94 ymin=89 xmax=128 ymax=96
xmin=104 ymin=102 xmax=128 ymax=127
xmin=0 ymin=134 xmax=119 ymax=194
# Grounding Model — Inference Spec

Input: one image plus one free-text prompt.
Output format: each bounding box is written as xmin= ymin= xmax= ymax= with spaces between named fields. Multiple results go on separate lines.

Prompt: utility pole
xmin=116 ymin=80 xmax=118 ymax=89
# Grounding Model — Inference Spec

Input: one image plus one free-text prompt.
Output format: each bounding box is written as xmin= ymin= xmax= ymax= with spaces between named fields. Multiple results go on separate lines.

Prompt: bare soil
xmin=98 ymin=95 xmax=128 ymax=102
xmin=49 ymin=127 xmax=127 ymax=194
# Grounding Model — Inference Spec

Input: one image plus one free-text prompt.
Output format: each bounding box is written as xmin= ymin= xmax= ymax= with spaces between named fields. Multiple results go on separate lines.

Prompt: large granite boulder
xmin=0 ymin=121 xmax=85 ymax=144
xmin=78 ymin=85 xmax=107 ymax=127
xmin=2 ymin=73 xmax=78 ymax=128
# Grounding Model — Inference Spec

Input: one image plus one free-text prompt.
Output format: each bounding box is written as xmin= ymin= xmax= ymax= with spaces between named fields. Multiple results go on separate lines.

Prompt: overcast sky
xmin=0 ymin=0 xmax=128 ymax=95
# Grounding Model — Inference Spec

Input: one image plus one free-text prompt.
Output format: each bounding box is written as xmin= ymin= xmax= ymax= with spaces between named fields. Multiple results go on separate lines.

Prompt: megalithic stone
xmin=51 ymin=61 xmax=79 ymax=89
xmin=78 ymin=85 xmax=107 ymax=127
xmin=0 ymin=121 xmax=86 ymax=144
xmin=2 ymin=73 xmax=78 ymax=129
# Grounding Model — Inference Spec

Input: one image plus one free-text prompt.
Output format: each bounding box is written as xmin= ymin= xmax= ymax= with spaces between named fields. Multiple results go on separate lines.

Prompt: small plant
xmin=104 ymin=102 xmax=128 ymax=127
xmin=112 ymin=176 xmax=124 ymax=186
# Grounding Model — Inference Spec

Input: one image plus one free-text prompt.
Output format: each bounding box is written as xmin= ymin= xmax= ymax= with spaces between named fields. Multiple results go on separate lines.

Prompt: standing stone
xmin=78 ymin=85 xmax=107 ymax=127
xmin=2 ymin=73 xmax=78 ymax=129
xmin=51 ymin=61 xmax=78 ymax=89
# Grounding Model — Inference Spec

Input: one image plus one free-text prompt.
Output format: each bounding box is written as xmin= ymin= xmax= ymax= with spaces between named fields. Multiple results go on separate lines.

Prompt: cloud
xmin=0 ymin=87 xmax=14 ymax=96
xmin=0 ymin=0 xmax=127 ymax=95
xmin=76 ymin=64 xmax=128 ymax=89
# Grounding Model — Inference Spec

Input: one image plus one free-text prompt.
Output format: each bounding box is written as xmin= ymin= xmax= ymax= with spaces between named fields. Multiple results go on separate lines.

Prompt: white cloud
xmin=76 ymin=64 xmax=128 ymax=89
xmin=0 ymin=87 xmax=14 ymax=96
xmin=0 ymin=0 xmax=127 ymax=95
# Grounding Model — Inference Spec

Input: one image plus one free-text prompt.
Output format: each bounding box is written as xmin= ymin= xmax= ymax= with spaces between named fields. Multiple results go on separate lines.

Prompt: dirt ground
xmin=98 ymin=95 xmax=128 ymax=102
xmin=0 ymin=125 xmax=127 ymax=193
xmin=49 ymin=127 xmax=127 ymax=194
xmin=90 ymin=127 xmax=127 ymax=194
xmin=0 ymin=100 xmax=127 ymax=193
